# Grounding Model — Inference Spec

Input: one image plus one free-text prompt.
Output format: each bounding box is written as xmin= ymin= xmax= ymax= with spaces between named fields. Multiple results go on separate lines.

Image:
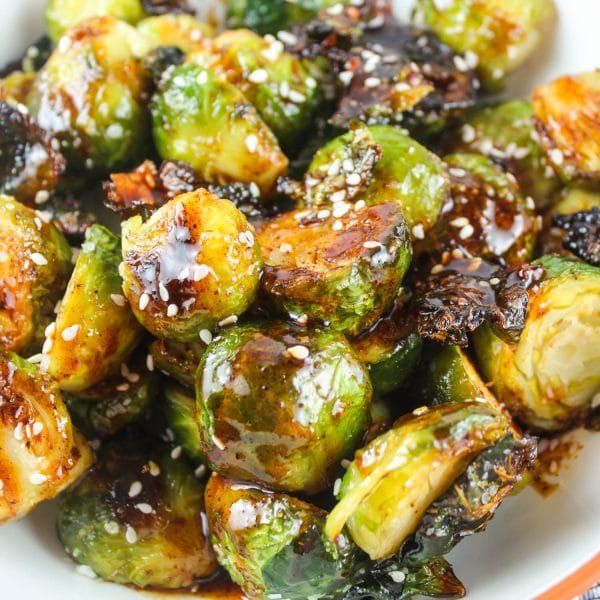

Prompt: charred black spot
xmin=553 ymin=207 xmax=600 ymax=266
xmin=143 ymin=46 xmax=185 ymax=84
xmin=141 ymin=0 xmax=193 ymax=16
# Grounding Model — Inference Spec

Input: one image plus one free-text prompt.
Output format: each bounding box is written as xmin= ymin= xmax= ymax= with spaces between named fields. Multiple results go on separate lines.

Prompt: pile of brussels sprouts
xmin=0 ymin=0 xmax=598 ymax=598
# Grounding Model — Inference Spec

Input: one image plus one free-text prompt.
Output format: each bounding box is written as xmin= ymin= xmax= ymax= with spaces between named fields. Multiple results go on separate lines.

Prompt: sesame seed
xmin=148 ymin=461 xmax=160 ymax=476
xmin=248 ymin=69 xmax=268 ymax=83
xmin=14 ymin=423 xmax=24 ymax=440
xmin=453 ymin=55 xmax=469 ymax=72
xmin=461 ymin=124 xmax=476 ymax=143
xmin=346 ymin=173 xmax=361 ymax=186
xmin=196 ymin=70 xmax=208 ymax=85
xmin=549 ymin=148 xmax=564 ymax=166
xmin=34 ymin=190 xmax=50 ymax=205
xmin=170 ymin=445 xmax=182 ymax=459
xmin=32 ymin=422 xmax=43 ymax=436
xmin=341 ymin=459 xmax=352 ymax=469
xmin=365 ymin=77 xmax=381 ymax=88
xmin=279 ymin=243 xmax=293 ymax=253
xmin=199 ymin=329 xmax=213 ymax=345
xmin=76 ymin=565 xmax=97 ymax=579
xmin=61 ymin=324 xmax=80 ymax=342
xmin=412 ymin=224 xmax=425 ymax=239
xmin=213 ymin=435 xmax=226 ymax=450
xmin=413 ymin=406 xmax=429 ymax=416
xmin=167 ymin=304 xmax=178 ymax=317
xmin=289 ymin=90 xmax=306 ymax=103
xmin=431 ymin=264 xmax=444 ymax=274
xmin=116 ymin=382 xmax=130 ymax=392
xmin=287 ymin=345 xmax=309 ymax=360
xmin=333 ymin=220 xmax=344 ymax=231
xmin=128 ymin=481 xmax=142 ymax=498
xmin=450 ymin=217 xmax=469 ymax=227
xmin=42 ymin=338 xmax=53 ymax=355
xmin=389 ymin=571 xmax=406 ymax=583
xmin=146 ymin=354 xmax=154 ymax=372
xmin=194 ymin=264 xmax=210 ymax=281
xmin=110 ymin=293 xmax=126 ymax=307
xmin=277 ymin=30 xmax=297 ymax=45
xmin=158 ymin=281 xmax=169 ymax=302
xmin=27 ymin=354 xmax=43 ymax=364
xmin=135 ymin=503 xmax=153 ymax=514
xmin=125 ymin=526 xmax=137 ymax=544
xmin=245 ymin=134 xmax=259 ymax=153
xmin=339 ymin=70 xmax=354 ymax=86
xmin=30 ymin=253 xmax=47 ymax=266
xmin=332 ymin=202 xmax=350 ymax=218
xmin=333 ymin=478 xmax=341 ymax=496
xmin=330 ymin=189 xmax=347 ymax=203
xmin=218 ymin=315 xmax=238 ymax=327
xmin=29 ymin=472 xmax=48 ymax=485
xmin=317 ymin=209 xmax=331 ymax=219
xmin=138 ymin=293 xmax=150 ymax=311
xmin=249 ymin=182 xmax=260 ymax=197
xmin=342 ymin=159 xmax=354 ymax=172
xmin=489 ymin=277 xmax=500 ymax=285
xmin=459 ymin=224 xmax=474 ymax=239
xmin=363 ymin=240 xmax=381 ymax=249
xmin=103 ymin=521 xmax=119 ymax=535
xmin=194 ymin=464 xmax=207 ymax=478
xmin=355 ymin=200 xmax=366 ymax=210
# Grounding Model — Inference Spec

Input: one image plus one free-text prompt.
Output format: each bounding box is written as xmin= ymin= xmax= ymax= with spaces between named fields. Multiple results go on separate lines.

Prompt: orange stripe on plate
xmin=536 ymin=553 xmax=600 ymax=600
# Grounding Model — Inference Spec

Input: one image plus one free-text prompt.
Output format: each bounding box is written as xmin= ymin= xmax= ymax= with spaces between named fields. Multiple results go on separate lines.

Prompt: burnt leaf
xmin=143 ymin=46 xmax=185 ymax=84
xmin=553 ymin=207 xmax=600 ymax=266
xmin=43 ymin=194 xmax=98 ymax=243
xmin=141 ymin=0 xmax=193 ymax=15
xmin=413 ymin=258 xmax=543 ymax=346
xmin=0 ymin=99 xmax=65 ymax=205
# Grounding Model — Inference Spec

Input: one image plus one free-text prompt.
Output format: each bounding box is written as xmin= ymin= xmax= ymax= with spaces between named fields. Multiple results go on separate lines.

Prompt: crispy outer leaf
xmin=553 ymin=207 xmax=600 ymax=266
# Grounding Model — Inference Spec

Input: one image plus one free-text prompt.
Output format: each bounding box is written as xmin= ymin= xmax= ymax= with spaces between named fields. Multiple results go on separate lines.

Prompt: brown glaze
xmin=531 ymin=436 xmax=583 ymax=498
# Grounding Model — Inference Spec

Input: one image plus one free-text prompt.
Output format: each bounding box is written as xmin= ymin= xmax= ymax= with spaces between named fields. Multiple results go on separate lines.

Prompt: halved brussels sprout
xmin=326 ymin=402 xmax=507 ymax=559
xmin=137 ymin=14 xmax=213 ymax=54
xmin=258 ymin=202 xmax=412 ymax=336
xmin=0 ymin=352 xmax=92 ymax=524
xmin=205 ymin=473 xmax=355 ymax=599
xmin=350 ymin=296 xmax=422 ymax=396
xmin=0 ymin=195 xmax=71 ymax=354
xmin=422 ymin=152 xmax=538 ymax=265
xmin=197 ymin=321 xmax=372 ymax=493
xmin=164 ymin=381 xmax=203 ymax=463
xmin=46 ymin=225 xmax=143 ymax=392
xmin=151 ymin=63 xmax=288 ymax=193
xmin=121 ymin=189 xmax=263 ymax=341
xmin=28 ymin=16 xmax=152 ymax=172
xmin=532 ymin=71 xmax=600 ymax=181
xmin=446 ymin=100 xmax=560 ymax=208
xmin=46 ymin=0 xmax=147 ymax=42
xmin=413 ymin=0 xmax=556 ymax=88
xmin=196 ymin=28 xmax=320 ymax=148
xmin=473 ymin=255 xmax=600 ymax=431
xmin=57 ymin=438 xmax=218 ymax=588
xmin=64 ymin=356 xmax=158 ymax=438
xmin=149 ymin=338 xmax=205 ymax=388
xmin=308 ymin=125 xmax=450 ymax=236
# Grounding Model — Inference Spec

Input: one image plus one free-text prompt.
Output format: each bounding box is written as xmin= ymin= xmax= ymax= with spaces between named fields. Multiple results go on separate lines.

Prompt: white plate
xmin=1 ymin=1 xmax=599 ymax=599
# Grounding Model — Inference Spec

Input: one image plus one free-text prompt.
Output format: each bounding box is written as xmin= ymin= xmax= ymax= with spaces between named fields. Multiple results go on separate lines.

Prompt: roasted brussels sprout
xmin=413 ymin=0 xmax=556 ymax=87
xmin=308 ymin=125 xmax=450 ymax=236
xmin=0 ymin=195 xmax=71 ymax=354
xmin=163 ymin=381 xmax=203 ymax=463
xmin=121 ymin=189 xmax=262 ymax=341
xmin=326 ymin=402 xmax=507 ymax=559
xmin=0 ymin=71 xmax=35 ymax=105
xmin=258 ymin=202 xmax=411 ymax=336
xmin=422 ymin=152 xmax=538 ymax=266
xmin=64 ymin=357 xmax=158 ymax=438
xmin=28 ymin=17 xmax=152 ymax=173
xmin=197 ymin=321 xmax=372 ymax=493
xmin=149 ymin=338 xmax=205 ymax=388
xmin=0 ymin=352 xmax=92 ymax=524
xmin=197 ymin=28 xmax=320 ymax=148
xmin=57 ymin=438 xmax=218 ymax=588
xmin=350 ymin=296 xmax=422 ymax=396
xmin=46 ymin=225 xmax=142 ymax=392
xmin=137 ymin=14 xmax=213 ymax=54
xmin=473 ymin=255 xmax=600 ymax=431
xmin=532 ymin=71 xmax=600 ymax=181
xmin=46 ymin=0 xmax=147 ymax=42
xmin=446 ymin=100 xmax=560 ymax=208
xmin=151 ymin=63 xmax=288 ymax=193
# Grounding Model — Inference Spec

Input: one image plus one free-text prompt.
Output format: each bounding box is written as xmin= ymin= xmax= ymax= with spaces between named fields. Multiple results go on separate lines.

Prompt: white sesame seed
xmin=32 ymin=422 xmax=44 ymax=436
xmin=42 ymin=337 xmax=53 ymax=355
xmin=489 ymin=277 xmax=500 ymax=285
xmin=158 ymin=281 xmax=169 ymax=302
xmin=332 ymin=220 xmax=343 ymax=231
xmin=287 ymin=345 xmax=309 ymax=360
xmin=167 ymin=304 xmax=178 ymax=317
xmin=218 ymin=315 xmax=238 ymax=327
xmin=138 ymin=293 xmax=150 ymax=311
xmin=125 ymin=526 xmax=137 ymax=544
xmin=549 ymin=148 xmax=564 ymax=166
xmin=103 ymin=521 xmax=119 ymax=535
xmin=34 ymin=190 xmax=50 ymax=205
xmin=29 ymin=472 xmax=48 ymax=485
xmin=171 ymin=446 xmax=182 ymax=459
xmin=412 ymin=224 xmax=425 ymax=239
xmin=245 ymin=134 xmax=259 ymax=153
xmin=450 ymin=217 xmax=469 ymax=227
xmin=365 ymin=77 xmax=381 ymax=88
xmin=341 ymin=459 xmax=352 ymax=469
xmin=431 ymin=264 xmax=444 ymax=274
xmin=14 ymin=422 xmax=24 ymax=440
xmin=27 ymin=353 xmax=43 ymax=364
xmin=249 ymin=182 xmax=260 ymax=198
xmin=279 ymin=243 xmax=293 ymax=253
xmin=277 ymin=30 xmax=297 ymax=45
xmin=453 ymin=55 xmax=469 ymax=72
xmin=459 ymin=224 xmax=474 ymax=239
xmin=461 ymin=124 xmax=476 ymax=144
xmin=135 ymin=503 xmax=153 ymax=514
xmin=148 ymin=461 xmax=160 ymax=476
xmin=332 ymin=202 xmax=350 ymax=218
xmin=196 ymin=70 xmax=208 ymax=85
xmin=116 ymin=382 xmax=130 ymax=392
xmin=363 ymin=240 xmax=381 ymax=249
xmin=346 ymin=173 xmax=361 ymax=186
xmin=128 ymin=481 xmax=142 ymax=498
xmin=330 ymin=189 xmax=347 ymax=203
xmin=355 ymin=200 xmax=366 ymax=210
xmin=333 ymin=478 xmax=341 ymax=496
xmin=76 ymin=565 xmax=97 ymax=579
xmin=289 ymin=90 xmax=306 ymax=103
xmin=110 ymin=293 xmax=126 ymax=307
xmin=317 ymin=209 xmax=331 ymax=219
xmin=61 ymin=324 xmax=80 ymax=342
xmin=339 ymin=70 xmax=354 ymax=86
xmin=213 ymin=435 xmax=226 ymax=450
xmin=30 ymin=253 xmax=47 ymax=266
xmin=199 ymin=329 xmax=213 ymax=345
xmin=194 ymin=464 xmax=207 ymax=478
xmin=194 ymin=264 xmax=210 ymax=281
xmin=248 ymin=69 xmax=268 ymax=83
xmin=389 ymin=570 xmax=406 ymax=583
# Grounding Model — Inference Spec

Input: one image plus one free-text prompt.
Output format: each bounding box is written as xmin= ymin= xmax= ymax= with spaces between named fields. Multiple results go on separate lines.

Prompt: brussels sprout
xmin=46 ymin=0 xmax=147 ymax=42
xmin=149 ymin=338 xmax=205 ymax=388
xmin=205 ymin=473 xmax=356 ymax=599
xmin=413 ymin=0 xmax=556 ymax=88
xmin=350 ymin=297 xmax=422 ymax=396
xmin=0 ymin=195 xmax=71 ymax=354
xmin=447 ymin=100 xmax=560 ymax=208
xmin=64 ymin=356 xmax=158 ymax=438
xmin=258 ymin=203 xmax=412 ymax=336
xmin=0 ymin=352 xmax=92 ymax=523
xmin=121 ymin=189 xmax=262 ymax=341
xmin=0 ymin=71 xmax=35 ymax=105
xmin=151 ymin=63 xmax=288 ymax=193
xmin=325 ymin=402 xmax=507 ymax=559
xmin=532 ymin=72 xmax=600 ymax=181
xmin=164 ymin=381 xmax=203 ymax=462
xmin=473 ymin=255 xmax=600 ymax=431
xmin=137 ymin=14 xmax=213 ymax=54
xmin=422 ymin=152 xmax=538 ymax=265
xmin=197 ymin=321 xmax=372 ymax=493
xmin=46 ymin=225 xmax=142 ymax=392
xmin=57 ymin=438 xmax=218 ymax=588
xmin=195 ymin=28 xmax=320 ymax=148
xmin=28 ymin=17 xmax=152 ymax=173
xmin=308 ymin=125 xmax=450 ymax=235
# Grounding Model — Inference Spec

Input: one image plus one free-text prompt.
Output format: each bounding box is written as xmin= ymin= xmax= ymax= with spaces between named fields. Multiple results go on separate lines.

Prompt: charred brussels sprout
xmin=137 ymin=14 xmax=213 ymax=54
xmin=151 ymin=63 xmax=288 ymax=193
xmin=164 ymin=381 xmax=203 ymax=463
xmin=197 ymin=321 xmax=372 ymax=494
xmin=206 ymin=473 xmax=355 ymax=599
xmin=258 ymin=203 xmax=412 ymax=336
xmin=423 ymin=152 xmax=537 ymax=265
xmin=46 ymin=0 xmax=146 ymax=42
xmin=0 ymin=352 xmax=92 ymax=523
xmin=28 ymin=17 xmax=151 ymax=173
xmin=47 ymin=225 xmax=143 ymax=392
xmin=149 ymin=338 xmax=205 ymax=388
xmin=326 ymin=403 xmax=507 ymax=559
xmin=308 ymin=125 xmax=450 ymax=236
xmin=532 ymin=72 xmax=600 ymax=181
xmin=121 ymin=189 xmax=262 ymax=341
xmin=447 ymin=101 xmax=560 ymax=208
xmin=57 ymin=439 xmax=218 ymax=588
xmin=0 ymin=195 xmax=71 ymax=354
xmin=473 ymin=255 xmax=600 ymax=431
xmin=413 ymin=0 xmax=556 ymax=88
